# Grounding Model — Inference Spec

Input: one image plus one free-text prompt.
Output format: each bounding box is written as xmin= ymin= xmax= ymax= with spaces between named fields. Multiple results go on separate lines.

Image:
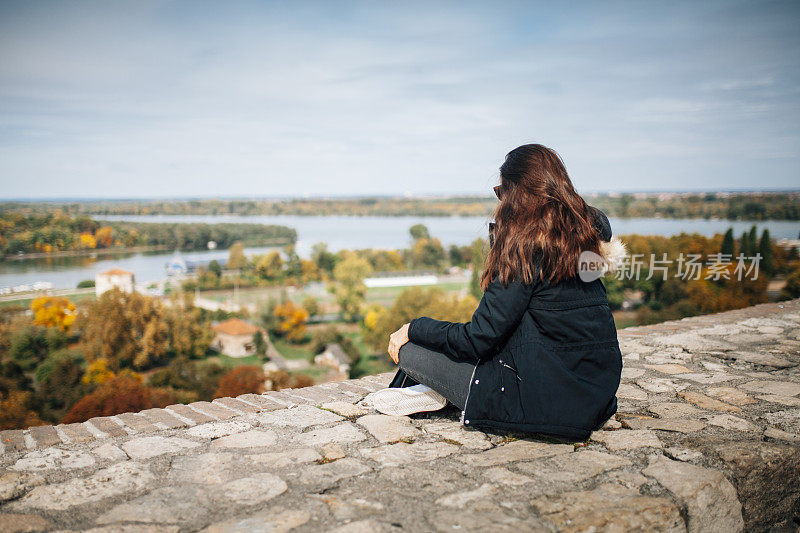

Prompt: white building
xmin=211 ymin=318 xmax=261 ymax=358
xmin=95 ymin=268 xmax=135 ymax=297
xmin=314 ymin=343 xmax=352 ymax=380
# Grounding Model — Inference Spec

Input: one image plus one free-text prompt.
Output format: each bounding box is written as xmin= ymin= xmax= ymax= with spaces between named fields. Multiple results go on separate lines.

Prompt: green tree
xmin=208 ymin=259 xmax=222 ymax=279
xmin=303 ymin=296 xmax=320 ymax=318
xmin=283 ymin=245 xmax=302 ymax=281
xmin=721 ymin=228 xmax=735 ymax=256
xmin=758 ymin=229 xmax=774 ymax=276
xmin=409 ymin=224 xmax=430 ymax=241
xmin=329 ymin=253 xmax=373 ymax=321
xmin=311 ymin=242 xmax=337 ymax=273
xmin=34 ymin=349 xmax=86 ymax=422
xmin=740 ymin=231 xmax=751 ymax=257
xmin=410 ymin=238 xmax=446 ymax=270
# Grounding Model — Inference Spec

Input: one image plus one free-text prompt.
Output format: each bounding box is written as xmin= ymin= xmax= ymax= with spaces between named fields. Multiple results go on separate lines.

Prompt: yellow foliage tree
xmin=31 ymin=296 xmax=76 ymax=332
xmin=274 ymin=301 xmax=309 ymax=342
xmin=79 ymin=233 xmax=97 ymax=249
xmin=82 ymin=358 xmax=115 ymax=385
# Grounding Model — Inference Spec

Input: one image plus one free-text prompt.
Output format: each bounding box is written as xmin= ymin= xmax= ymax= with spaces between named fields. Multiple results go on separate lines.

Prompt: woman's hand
xmin=387 ymin=323 xmax=410 ymax=364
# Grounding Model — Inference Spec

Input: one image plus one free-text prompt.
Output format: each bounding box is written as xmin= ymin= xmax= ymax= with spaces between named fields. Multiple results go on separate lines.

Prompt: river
xmin=1 ymin=215 xmax=798 ymax=290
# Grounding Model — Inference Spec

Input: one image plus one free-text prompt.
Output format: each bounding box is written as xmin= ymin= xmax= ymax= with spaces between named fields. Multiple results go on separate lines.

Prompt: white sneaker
xmin=360 ymin=384 xmax=448 ymax=416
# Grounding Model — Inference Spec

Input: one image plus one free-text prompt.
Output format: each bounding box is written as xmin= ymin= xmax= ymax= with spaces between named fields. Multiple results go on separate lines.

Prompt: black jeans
xmin=397 ymin=342 xmax=474 ymax=410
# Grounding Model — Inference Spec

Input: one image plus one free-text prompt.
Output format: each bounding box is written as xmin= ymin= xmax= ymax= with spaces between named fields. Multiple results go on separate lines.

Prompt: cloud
xmin=0 ymin=0 xmax=799 ymax=198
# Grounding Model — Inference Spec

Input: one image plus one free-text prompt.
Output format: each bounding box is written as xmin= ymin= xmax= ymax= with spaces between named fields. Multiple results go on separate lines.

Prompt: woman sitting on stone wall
xmin=366 ymin=143 xmax=626 ymax=442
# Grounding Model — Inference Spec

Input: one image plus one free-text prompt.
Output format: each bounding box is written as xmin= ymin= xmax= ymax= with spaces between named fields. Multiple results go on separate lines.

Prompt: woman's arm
xmin=408 ymin=277 xmax=536 ymax=363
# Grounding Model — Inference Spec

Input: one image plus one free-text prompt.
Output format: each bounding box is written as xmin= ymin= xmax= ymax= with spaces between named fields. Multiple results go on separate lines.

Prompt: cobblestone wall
xmin=2 ymin=299 xmax=800 ymax=532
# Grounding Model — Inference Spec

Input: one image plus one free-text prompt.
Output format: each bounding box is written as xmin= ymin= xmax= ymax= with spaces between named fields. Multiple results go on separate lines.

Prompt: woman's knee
xmin=397 ymin=341 xmax=424 ymax=369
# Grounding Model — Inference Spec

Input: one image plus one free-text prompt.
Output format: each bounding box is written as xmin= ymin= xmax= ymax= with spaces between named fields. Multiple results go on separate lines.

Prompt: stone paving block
xmin=258 ymin=404 xmax=343 ymax=428
xmin=756 ymin=394 xmax=800 ymax=406
xmin=201 ymin=508 xmax=311 ymax=533
xmin=166 ymin=403 xmax=217 ymax=424
xmin=87 ymin=416 xmax=128 ymax=437
xmin=643 ymin=454 xmax=744 ymax=532
xmin=10 ymin=447 xmax=95 ymax=472
xmin=117 ymin=412 xmax=160 ymax=433
xmin=350 ymin=378 xmax=384 ymax=392
xmin=1 ymin=430 xmax=27 ymax=453
xmin=28 ymin=426 xmax=61 ymax=448
xmin=360 ymin=441 xmax=459 ymax=467
xmin=624 ymin=418 xmax=707 ymax=433
xmin=286 ymin=386 xmax=341 ymax=404
xmin=236 ymin=393 xmax=286 ymax=411
xmin=263 ymin=390 xmax=300 ymax=405
xmin=0 ymin=512 xmax=52 ymax=532
xmin=531 ymin=485 xmax=684 ymax=532
xmin=140 ymin=407 xmax=190 ymax=429
xmin=186 ymin=420 xmax=253 ymax=439
xmin=617 ymin=383 xmax=648 ymax=400
xmin=644 ymin=363 xmax=693 ymax=374
xmin=210 ymin=429 xmax=278 ymax=449
xmin=591 ymin=429 xmax=662 ymax=450
xmin=334 ymin=381 xmax=374 ymax=396
xmin=357 ymin=414 xmax=420 ymax=443
xmin=705 ymin=386 xmax=757 ymax=406
xmin=213 ymin=397 xmax=260 ymax=413
xmin=57 ymin=423 xmax=94 ymax=444
xmin=456 ymin=439 xmax=573 ymax=466
xmin=12 ymin=461 xmax=154 ymax=511
xmin=322 ymin=400 xmax=369 ymax=418
xmin=189 ymin=401 xmax=238 ymax=420
xmin=296 ymin=423 xmax=367 ymax=446
xmin=678 ymin=391 xmax=742 ymax=412
xmin=121 ymin=436 xmax=202 ymax=460
xmin=741 ymin=380 xmax=800 ymax=397
xmin=315 ymin=383 xmax=364 ymax=402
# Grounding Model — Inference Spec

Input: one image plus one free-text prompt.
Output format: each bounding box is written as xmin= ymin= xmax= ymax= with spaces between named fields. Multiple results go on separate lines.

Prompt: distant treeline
xmin=0 ymin=212 xmax=296 ymax=256
xmin=3 ymin=191 xmax=798 ymax=220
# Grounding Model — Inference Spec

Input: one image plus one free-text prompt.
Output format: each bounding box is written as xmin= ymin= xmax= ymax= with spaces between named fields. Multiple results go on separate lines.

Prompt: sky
xmin=0 ymin=0 xmax=799 ymax=199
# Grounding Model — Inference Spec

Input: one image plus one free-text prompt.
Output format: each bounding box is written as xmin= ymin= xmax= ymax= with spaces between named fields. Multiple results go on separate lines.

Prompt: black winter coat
xmin=389 ymin=207 xmax=622 ymax=441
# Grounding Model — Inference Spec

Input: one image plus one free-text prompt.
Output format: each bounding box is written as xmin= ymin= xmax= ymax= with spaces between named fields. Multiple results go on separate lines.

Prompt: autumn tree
xmin=62 ymin=373 xmax=174 ymax=424
xmin=0 ymin=377 xmax=44 ymax=430
xmin=255 ymin=250 xmax=284 ymax=280
xmin=213 ymin=365 xmax=265 ymax=398
xmin=94 ymin=226 xmax=114 ymax=248
xmin=274 ymin=300 xmax=309 ymax=342
xmin=78 ymin=289 xmax=203 ymax=370
xmin=362 ymin=286 xmax=478 ymax=351
xmin=329 ymin=252 xmax=373 ymax=321
xmin=31 ymin=296 xmax=76 ymax=332
xmin=227 ymin=241 xmax=247 ymax=269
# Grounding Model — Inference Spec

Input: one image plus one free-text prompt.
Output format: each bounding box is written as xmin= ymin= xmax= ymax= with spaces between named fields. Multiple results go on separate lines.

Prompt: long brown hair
xmin=480 ymin=144 xmax=601 ymax=290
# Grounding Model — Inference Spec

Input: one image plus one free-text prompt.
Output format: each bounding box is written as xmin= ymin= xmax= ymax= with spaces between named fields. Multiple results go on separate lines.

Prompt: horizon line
xmin=2 ymin=188 xmax=800 ymax=203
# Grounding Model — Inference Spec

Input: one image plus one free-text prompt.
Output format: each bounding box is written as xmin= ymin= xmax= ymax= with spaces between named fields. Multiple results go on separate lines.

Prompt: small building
xmin=95 ymin=268 xmax=135 ymax=297
xmin=211 ymin=318 xmax=261 ymax=358
xmin=314 ymin=343 xmax=352 ymax=380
